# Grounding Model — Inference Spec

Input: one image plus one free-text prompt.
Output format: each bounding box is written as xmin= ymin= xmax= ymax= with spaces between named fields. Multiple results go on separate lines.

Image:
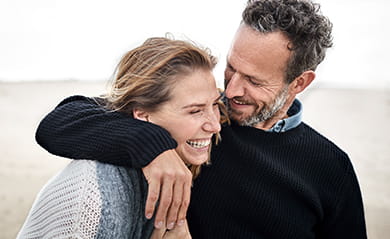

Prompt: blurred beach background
xmin=0 ymin=0 xmax=389 ymax=238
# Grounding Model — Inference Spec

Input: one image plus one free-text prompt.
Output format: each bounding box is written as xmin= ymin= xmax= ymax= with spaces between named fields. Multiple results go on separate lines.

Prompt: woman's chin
xmin=185 ymin=155 xmax=209 ymax=166
xmin=178 ymin=145 xmax=210 ymax=166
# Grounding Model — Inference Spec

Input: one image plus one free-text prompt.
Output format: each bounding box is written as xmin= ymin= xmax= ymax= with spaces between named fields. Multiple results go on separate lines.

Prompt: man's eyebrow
xmin=227 ymin=60 xmax=264 ymax=83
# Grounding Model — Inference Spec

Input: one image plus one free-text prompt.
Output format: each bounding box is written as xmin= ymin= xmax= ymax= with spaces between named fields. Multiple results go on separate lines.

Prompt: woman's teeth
xmin=186 ymin=139 xmax=211 ymax=148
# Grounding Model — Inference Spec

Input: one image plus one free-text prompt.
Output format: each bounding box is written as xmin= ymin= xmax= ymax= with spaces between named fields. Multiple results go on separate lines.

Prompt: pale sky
xmin=0 ymin=0 xmax=389 ymax=89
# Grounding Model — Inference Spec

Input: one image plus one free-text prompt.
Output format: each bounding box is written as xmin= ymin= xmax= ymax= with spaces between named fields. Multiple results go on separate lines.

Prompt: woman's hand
xmin=150 ymin=219 xmax=192 ymax=239
xmin=142 ymin=149 xmax=193 ymax=230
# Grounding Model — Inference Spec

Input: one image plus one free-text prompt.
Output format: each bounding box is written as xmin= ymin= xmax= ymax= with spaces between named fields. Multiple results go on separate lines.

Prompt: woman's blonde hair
xmin=105 ymin=36 xmax=217 ymax=113
xmin=103 ymin=36 xmax=221 ymax=178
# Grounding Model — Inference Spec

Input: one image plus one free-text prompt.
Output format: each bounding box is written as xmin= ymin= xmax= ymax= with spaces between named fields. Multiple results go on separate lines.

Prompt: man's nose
xmin=225 ymin=73 xmax=244 ymax=99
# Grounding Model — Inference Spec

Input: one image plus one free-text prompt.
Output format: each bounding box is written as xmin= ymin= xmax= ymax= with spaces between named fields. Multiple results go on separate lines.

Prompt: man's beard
xmin=227 ymin=86 xmax=289 ymax=127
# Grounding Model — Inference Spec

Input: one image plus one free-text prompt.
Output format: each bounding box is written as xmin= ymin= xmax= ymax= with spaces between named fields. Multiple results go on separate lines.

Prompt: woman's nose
xmin=203 ymin=110 xmax=221 ymax=133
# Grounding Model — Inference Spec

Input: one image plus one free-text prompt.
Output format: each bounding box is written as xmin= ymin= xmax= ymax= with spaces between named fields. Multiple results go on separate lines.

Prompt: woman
xmin=17 ymin=37 xmax=223 ymax=239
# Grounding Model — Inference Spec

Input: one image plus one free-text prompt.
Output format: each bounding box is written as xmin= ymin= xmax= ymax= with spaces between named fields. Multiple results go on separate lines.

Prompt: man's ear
xmin=290 ymin=70 xmax=316 ymax=94
xmin=133 ymin=108 xmax=149 ymax=122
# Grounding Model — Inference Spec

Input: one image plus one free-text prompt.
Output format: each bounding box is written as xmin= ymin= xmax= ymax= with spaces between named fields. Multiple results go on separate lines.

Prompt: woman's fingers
xmin=142 ymin=149 xmax=192 ymax=229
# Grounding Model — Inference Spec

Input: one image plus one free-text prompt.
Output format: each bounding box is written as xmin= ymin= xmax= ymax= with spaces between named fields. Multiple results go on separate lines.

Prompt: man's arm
xmin=36 ymin=95 xmax=193 ymax=229
xmin=36 ymin=95 xmax=177 ymax=167
xmin=320 ymin=165 xmax=367 ymax=238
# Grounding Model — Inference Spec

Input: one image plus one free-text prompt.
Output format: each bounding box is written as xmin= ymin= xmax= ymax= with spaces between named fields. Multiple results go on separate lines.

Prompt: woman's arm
xmin=35 ymin=95 xmax=193 ymax=230
xmin=36 ymin=95 xmax=177 ymax=168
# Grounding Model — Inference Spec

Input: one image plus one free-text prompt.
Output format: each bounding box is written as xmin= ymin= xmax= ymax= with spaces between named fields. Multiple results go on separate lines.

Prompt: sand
xmin=0 ymin=81 xmax=389 ymax=239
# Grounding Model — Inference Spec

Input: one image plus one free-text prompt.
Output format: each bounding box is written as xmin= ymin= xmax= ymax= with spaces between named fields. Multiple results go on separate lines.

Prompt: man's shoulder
xmin=301 ymin=123 xmax=346 ymax=150
xmin=300 ymin=122 xmax=351 ymax=166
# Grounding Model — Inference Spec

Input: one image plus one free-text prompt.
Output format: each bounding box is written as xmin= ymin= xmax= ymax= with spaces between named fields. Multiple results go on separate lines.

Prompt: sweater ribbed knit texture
xmin=188 ymin=122 xmax=366 ymax=238
xmin=35 ymin=96 xmax=367 ymax=239
xmin=36 ymin=96 xmax=177 ymax=168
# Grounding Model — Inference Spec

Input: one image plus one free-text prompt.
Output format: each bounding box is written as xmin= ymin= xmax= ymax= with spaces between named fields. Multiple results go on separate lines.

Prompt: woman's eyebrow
xmin=214 ymin=94 xmax=222 ymax=102
xmin=182 ymin=94 xmax=222 ymax=109
xmin=182 ymin=102 xmax=206 ymax=109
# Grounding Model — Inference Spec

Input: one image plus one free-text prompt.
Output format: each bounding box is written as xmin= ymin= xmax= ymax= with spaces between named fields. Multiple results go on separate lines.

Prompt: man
xmin=36 ymin=0 xmax=367 ymax=238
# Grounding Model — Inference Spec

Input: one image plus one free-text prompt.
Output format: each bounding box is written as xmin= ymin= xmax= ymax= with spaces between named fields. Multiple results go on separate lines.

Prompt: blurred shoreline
xmin=0 ymin=81 xmax=389 ymax=239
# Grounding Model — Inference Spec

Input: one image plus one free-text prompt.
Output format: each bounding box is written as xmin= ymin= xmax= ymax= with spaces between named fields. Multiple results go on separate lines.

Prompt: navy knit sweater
xmin=36 ymin=95 xmax=367 ymax=239
xmin=188 ymin=122 xmax=366 ymax=238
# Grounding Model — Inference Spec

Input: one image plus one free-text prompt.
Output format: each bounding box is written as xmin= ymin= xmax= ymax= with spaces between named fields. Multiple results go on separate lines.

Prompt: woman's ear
xmin=133 ymin=108 xmax=149 ymax=122
xmin=290 ymin=70 xmax=316 ymax=94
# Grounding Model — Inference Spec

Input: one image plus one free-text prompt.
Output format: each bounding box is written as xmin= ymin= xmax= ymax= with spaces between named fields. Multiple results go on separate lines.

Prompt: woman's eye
xmin=190 ymin=110 xmax=201 ymax=114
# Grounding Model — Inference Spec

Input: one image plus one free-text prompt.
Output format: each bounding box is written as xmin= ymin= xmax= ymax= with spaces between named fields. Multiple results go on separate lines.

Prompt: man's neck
xmin=254 ymin=112 xmax=289 ymax=130
xmin=253 ymin=92 xmax=298 ymax=130
xmin=253 ymin=93 xmax=298 ymax=130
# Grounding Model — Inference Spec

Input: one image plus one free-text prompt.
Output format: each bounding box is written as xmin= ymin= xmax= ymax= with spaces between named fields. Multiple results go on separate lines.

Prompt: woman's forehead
xmin=168 ymin=70 xmax=218 ymax=107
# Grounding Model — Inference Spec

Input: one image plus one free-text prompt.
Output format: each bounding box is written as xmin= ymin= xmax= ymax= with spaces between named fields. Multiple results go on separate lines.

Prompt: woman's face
xmin=143 ymin=69 xmax=221 ymax=166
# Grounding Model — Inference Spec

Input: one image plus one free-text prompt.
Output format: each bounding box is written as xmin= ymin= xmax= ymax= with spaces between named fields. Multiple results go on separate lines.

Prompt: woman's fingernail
xmin=155 ymin=221 xmax=163 ymax=228
xmin=177 ymin=220 xmax=184 ymax=226
xmin=167 ymin=222 xmax=175 ymax=230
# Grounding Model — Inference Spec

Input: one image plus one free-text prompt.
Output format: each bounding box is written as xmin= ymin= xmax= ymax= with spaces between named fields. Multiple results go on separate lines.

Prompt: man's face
xmin=224 ymin=24 xmax=294 ymax=128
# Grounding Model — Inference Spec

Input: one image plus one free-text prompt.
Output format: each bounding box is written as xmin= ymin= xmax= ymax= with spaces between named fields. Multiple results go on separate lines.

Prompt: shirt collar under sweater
xmin=267 ymin=99 xmax=302 ymax=133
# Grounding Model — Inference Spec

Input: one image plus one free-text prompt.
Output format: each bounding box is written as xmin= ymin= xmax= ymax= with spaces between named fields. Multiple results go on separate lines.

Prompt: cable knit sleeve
xmin=35 ymin=95 xmax=177 ymax=168
xmin=17 ymin=160 xmax=154 ymax=238
xmin=17 ymin=161 xmax=103 ymax=239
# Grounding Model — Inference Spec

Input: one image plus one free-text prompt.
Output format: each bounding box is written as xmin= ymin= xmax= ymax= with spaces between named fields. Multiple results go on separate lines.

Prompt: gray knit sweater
xmin=17 ymin=160 xmax=154 ymax=239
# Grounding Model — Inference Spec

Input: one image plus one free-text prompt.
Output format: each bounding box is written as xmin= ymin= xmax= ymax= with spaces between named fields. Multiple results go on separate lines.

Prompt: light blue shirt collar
xmin=267 ymin=99 xmax=302 ymax=133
